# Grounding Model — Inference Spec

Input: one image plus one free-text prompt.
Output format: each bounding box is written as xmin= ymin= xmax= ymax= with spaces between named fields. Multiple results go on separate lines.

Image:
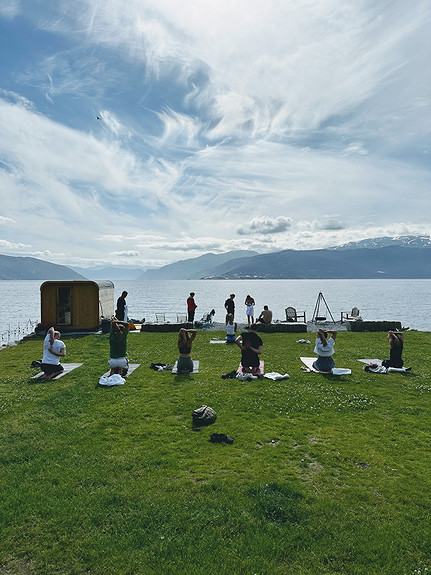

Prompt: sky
xmin=0 ymin=0 xmax=430 ymax=269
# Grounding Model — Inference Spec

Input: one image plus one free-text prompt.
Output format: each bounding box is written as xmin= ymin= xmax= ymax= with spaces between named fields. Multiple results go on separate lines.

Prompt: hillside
xmin=215 ymin=246 xmax=431 ymax=279
xmin=0 ymin=254 xmax=85 ymax=280
xmin=138 ymin=250 xmax=259 ymax=280
xmin=136 ymin=236 xmax=431 ymax=280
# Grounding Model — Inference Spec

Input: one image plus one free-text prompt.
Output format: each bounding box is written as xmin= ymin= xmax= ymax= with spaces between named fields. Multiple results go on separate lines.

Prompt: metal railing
xmin=0 ymin=319 xmax=39 ymax=347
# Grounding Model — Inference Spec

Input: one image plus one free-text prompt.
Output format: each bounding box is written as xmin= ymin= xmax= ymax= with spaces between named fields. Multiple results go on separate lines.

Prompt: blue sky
xmin=0 ymin=0 xmax=430 ymax=269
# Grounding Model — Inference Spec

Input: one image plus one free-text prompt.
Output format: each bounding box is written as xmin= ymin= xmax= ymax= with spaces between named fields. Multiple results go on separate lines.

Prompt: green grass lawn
xmin=0 ymin=329 xmax=430 ymax=575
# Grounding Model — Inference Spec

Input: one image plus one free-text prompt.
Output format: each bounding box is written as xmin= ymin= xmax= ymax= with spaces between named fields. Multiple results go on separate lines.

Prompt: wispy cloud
xmin=0 ymin=216 xmax=16 ymax=224
xmin=0 ymin=0 xmax=20 ymax=19
xmin=0 ymin=239 xmax=31 ymax=250
xmin=0 ymin=0 xmax=430 ymax=266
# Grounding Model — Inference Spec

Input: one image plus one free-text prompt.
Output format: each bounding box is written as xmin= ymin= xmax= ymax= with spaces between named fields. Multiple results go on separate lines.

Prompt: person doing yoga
xmin=236 ymin=324 xmax=263 ymax=374
xmin=313 ymin=329 xmax=337 ymax=373
xmin=382 ymin=330 xmax=404 ymax=368
xmin=177 ymin=328 xmax=197 ymax=373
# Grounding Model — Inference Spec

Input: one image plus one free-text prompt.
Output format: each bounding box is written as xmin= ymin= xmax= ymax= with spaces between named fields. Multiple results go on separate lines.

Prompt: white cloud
xmin=0 ymin=240 xmax=31 ymax=250
xmin=0 ymin=216 xmax=16 ymax=224
xmin=0 ymin=1 xmax=429 ymax=267
xmin=237 ymin=216 xmax=293 ymax=236
xmin=0 ymin=0 xmax=20 ymax=19
xmin=112 ymin=250 xmax=140 ymax=257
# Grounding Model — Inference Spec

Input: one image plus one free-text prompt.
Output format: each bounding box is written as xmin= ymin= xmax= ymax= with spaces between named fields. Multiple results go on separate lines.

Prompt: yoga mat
xmin=32 ymin=363 xmax=83 ymax=380
xmin=172 ymin=360 xmax=199 ymax=374
xmin=101 ymin=363 xmax=141 ymax=378
xmin=238 ymin=360 xmax=264 ymax=375
xmin=300 ymin=357 xmax=351 ymax=375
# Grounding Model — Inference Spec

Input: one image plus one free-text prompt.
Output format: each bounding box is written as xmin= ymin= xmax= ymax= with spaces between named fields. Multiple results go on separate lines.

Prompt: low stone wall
xmin=346 ymin=320 xmax=402 ymax=332
xmin=256 ymin=322 xmax=307 ymax=333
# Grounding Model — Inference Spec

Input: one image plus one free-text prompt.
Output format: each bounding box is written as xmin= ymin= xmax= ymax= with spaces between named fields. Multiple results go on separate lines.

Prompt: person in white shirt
xmin=313 ymin=329 xmax=337 ymax=373
xmin=41 ymin=326 xmax=66 ymax=379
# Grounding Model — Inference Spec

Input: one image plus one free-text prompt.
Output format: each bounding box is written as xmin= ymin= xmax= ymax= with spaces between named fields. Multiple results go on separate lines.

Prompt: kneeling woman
xmin=225 ymin=314 xmax=237 ymax=344
xmin=382 ymin=330 xmax=404 ymax=368
xmin=313 ymin=329 xmax=337 ymax=373
xmin=177 ymin=328 xmax=197 ymax=373
xmin=236 ymin=324 xmax=263 ymax=374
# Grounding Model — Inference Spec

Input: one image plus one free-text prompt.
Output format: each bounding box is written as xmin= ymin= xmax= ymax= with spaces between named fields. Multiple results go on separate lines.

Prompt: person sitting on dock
xmin=236 ymin=324 xmax=263 ymax=374
xmin=109 ymin=319 xmax=129 ymax=376
xmin=41 ymin=326 xmax=66 ymax=379
xmin=382 ymin=330 xmax=404 ymax=368
xmin=313 ymin=329 xmax=337 ymax=373
xmin=256 ymin=305 xmax=273 ymax=324
xmin=177 ymin=328 xmax=197 ymax=373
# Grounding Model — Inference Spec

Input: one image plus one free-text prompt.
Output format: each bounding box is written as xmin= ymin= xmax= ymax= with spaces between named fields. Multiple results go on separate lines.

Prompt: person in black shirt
xmin=224 ymin=294 xmax=235 ymax=322
xmin=382 ymin=330 xmax=404 ymax=368
xmin=236 ymin=324 xmax=263 ymax=374
xmin=116 ymin=291 xmax=128 ymax=321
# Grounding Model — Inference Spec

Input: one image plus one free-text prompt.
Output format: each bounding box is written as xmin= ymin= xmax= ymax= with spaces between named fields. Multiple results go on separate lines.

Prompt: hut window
xmin=57 ymin=287 xmax=72 ymax=325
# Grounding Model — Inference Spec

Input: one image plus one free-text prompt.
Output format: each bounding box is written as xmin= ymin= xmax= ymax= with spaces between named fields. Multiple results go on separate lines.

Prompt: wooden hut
xmin=40 ymin=280 xmax=114 ymax=332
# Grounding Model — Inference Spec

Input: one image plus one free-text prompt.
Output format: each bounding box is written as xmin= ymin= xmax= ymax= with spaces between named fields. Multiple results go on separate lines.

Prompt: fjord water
xmin=1 ymin=279 xmax=430 ymax=338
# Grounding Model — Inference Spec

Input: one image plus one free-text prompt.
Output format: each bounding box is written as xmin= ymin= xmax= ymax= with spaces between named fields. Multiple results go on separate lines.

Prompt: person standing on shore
xmin=116 ymin=291 xmax=128 ymax=322
xmin=224 ymin=294 xmax=235 ymax=322
xmin=41 ymin=326 xmax=66 ymax=379
xmin=245 ymin=295 xmax=255 ymax=326
xmin=187 ymin=292 xmax=197 ymax=324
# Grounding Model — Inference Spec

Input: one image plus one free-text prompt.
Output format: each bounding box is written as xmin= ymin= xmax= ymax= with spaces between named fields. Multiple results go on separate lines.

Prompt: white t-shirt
xmin=42 ymin=333 xmax=65 ymax=365
xmin=226 ymin=323 xmax=236 ymax=335
xmin=314 ymin=337 xmax=335 ymax=357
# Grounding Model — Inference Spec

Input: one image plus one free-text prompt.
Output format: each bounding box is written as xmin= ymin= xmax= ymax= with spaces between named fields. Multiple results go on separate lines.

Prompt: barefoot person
xmin=236 ymin=324 xmax=263 ymax=374
xmin=177 ymin=328 xmax=197 ymax=373
xmin=41 ymin=326 xmax=66 ymax=379
xmin=256 ymin=305 xmax=273 ymax=324
xmin=224 ymin=293 xmax=235 ymax=322
xmin=382 ymin=330 xmax=404 ymax=368
xmin=313 ymin=329 xmax=337 ymax=373
xmin=245 ymin=295 xmax=255 ymax=326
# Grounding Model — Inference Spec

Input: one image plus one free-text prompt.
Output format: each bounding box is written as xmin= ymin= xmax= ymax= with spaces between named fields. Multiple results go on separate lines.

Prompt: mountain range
xmin=0 ymin=254 xmax=85 ymax=280
xmin=138 ymin=250 xmax=259 ymax=280
xmin=1 ymin=236 xmax=431 ymax=280
xmin=140 ymin=236 xmax=431 ymax=280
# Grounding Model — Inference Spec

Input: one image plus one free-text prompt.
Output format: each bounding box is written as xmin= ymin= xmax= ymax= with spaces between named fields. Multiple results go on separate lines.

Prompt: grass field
xmin=0 ymin=329 xmax=430 ymax=575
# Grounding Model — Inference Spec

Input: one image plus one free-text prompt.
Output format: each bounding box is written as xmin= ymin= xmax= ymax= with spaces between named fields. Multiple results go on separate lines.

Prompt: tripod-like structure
xmin=311 ymin=292 xmax=335 ymax=323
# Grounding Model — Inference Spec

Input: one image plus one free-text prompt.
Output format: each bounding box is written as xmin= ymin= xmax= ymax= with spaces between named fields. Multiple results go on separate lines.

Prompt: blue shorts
xmin=313 ymin=356 xmax=335 ymax=372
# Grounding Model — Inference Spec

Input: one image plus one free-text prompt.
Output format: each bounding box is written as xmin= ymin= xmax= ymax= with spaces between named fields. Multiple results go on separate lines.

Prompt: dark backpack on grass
xmin=192 ymin=405 xmax=217 ymax=426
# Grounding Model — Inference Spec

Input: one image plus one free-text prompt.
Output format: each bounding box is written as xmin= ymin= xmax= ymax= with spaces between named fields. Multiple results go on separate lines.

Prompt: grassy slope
xmin=0 ymin=330 xmax=430 ymax=575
